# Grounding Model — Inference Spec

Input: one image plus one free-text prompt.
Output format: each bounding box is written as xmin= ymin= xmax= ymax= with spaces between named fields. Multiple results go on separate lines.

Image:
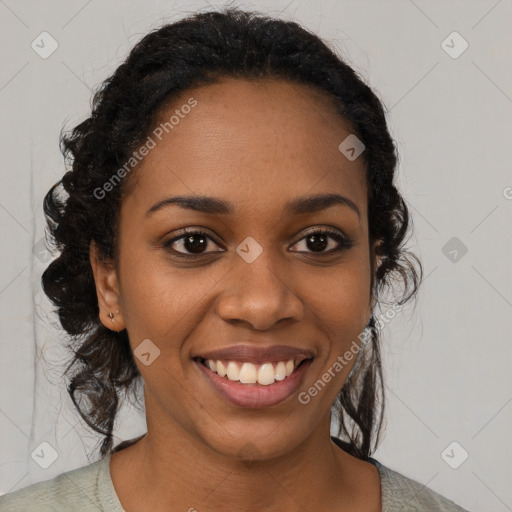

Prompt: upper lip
xmin=195 ymin=344 xmax=315 ymax=364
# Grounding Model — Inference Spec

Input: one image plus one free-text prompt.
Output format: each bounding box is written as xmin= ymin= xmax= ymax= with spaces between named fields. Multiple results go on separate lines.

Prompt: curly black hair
xmin=41 ymin=7 xmax=422 ymax=460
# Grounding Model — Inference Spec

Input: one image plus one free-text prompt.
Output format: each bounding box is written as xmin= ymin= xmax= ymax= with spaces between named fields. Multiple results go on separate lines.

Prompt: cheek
xmin=305 ymin=255 xmax=372 ymax=338
xmin=118 ymin=249 xmax=217 ymax=351
xmin=297 ymin=263 xmax=371 ymax=412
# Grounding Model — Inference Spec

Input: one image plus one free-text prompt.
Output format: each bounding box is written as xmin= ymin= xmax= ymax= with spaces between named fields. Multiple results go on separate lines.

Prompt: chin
xmin=194 ymin=419 xmax=309 ymax=463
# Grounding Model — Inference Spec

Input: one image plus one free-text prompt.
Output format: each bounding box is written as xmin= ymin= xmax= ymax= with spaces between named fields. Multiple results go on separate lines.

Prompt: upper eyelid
xmin=165 ymin=226 xmax=350 ymax=252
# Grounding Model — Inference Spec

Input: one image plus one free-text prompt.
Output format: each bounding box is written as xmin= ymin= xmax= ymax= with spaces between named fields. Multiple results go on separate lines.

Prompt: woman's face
xmin=93 ymin=78 xmax=376 ymax=459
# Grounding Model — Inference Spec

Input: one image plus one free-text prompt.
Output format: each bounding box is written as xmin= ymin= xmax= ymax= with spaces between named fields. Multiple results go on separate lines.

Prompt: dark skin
xmin=90 ymin=78 xmax=381 ymax=511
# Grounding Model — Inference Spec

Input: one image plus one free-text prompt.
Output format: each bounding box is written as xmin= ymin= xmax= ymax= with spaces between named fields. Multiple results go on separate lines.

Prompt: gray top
xmin=0 ymin=443 xmax=470 ymax=511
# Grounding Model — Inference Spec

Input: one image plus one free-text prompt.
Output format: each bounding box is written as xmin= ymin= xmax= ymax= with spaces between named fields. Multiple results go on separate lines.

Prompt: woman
xmin=0 ymin=7 xmax=469 ymax=511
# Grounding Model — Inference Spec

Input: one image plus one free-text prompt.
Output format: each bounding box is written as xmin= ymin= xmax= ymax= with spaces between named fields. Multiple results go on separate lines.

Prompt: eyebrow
xmin=145 ymin=193 xmax=361 ymax=218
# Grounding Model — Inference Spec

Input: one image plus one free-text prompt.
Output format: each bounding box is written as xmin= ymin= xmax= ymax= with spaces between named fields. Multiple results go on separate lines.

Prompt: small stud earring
xmin=108 ymin=309 xmax=120 ymax=322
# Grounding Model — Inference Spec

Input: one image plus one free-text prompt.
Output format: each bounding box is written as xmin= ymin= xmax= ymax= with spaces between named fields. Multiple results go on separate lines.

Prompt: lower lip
xmin=195 ymin=359 xmax=313 ymax=409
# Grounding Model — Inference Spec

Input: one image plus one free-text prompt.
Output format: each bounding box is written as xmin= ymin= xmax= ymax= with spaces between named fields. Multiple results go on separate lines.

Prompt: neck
xmin=113 ymin=413 xmax=378 ymax=512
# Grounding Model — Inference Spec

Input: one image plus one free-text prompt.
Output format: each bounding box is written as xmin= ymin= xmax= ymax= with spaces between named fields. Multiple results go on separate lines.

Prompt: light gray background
xmin=1 ymin=1 xmax=511 ymax=510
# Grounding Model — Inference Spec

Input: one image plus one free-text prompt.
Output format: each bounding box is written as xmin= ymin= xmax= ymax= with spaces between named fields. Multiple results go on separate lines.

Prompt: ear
xmin=89 ymin=240 xmax=126 ymax=331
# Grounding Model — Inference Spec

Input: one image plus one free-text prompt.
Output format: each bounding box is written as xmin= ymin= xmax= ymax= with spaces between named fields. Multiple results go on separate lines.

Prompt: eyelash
xmin=163 ymin=228 xmax=354 ymax=258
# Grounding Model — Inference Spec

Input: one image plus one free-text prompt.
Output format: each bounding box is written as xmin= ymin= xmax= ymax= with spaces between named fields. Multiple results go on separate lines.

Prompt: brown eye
xmin=163 ymin=230 xmax=224 ymax=256
xmin=163 ymin=227 xmax=353 ymax=258
xmin=289 ymin=229 xmax=353 ymax=255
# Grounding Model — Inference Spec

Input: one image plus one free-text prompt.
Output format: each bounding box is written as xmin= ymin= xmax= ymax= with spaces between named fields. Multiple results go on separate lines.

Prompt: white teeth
xmin=258 ymin=363 xmax=275 ymax=385
xmin=216 ymin=360 xmax=226 ymax=377
xmin=204 ymin=358 xmax=303 ymax=385
xmin=239 ymin=362 xmax=257 ymax=384
xmin=226 ymin=361 xmax=240 ymax=381
xmin=274 ymin=361 xmax=287 ymax=381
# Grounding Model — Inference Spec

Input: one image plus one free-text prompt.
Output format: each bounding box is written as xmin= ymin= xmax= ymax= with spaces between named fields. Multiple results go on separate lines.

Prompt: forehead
xmin=122 ymin=77 xmax=367 ymax=218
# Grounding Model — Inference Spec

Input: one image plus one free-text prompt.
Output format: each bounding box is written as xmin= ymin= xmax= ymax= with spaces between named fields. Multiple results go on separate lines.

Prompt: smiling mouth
xmin=196 ymin=357 xmax=313 ymax=386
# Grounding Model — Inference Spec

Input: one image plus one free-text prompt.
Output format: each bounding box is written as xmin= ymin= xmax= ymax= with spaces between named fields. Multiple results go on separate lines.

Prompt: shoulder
xmin=0 ymin=454 xmax=122 ymax=512
xmin=371 ymin=458 xmax=470 ymax=512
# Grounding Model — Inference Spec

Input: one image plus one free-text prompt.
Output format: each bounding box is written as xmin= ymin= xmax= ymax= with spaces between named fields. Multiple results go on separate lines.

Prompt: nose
xmin=215 ymin=250 xmax=304 ymax=331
